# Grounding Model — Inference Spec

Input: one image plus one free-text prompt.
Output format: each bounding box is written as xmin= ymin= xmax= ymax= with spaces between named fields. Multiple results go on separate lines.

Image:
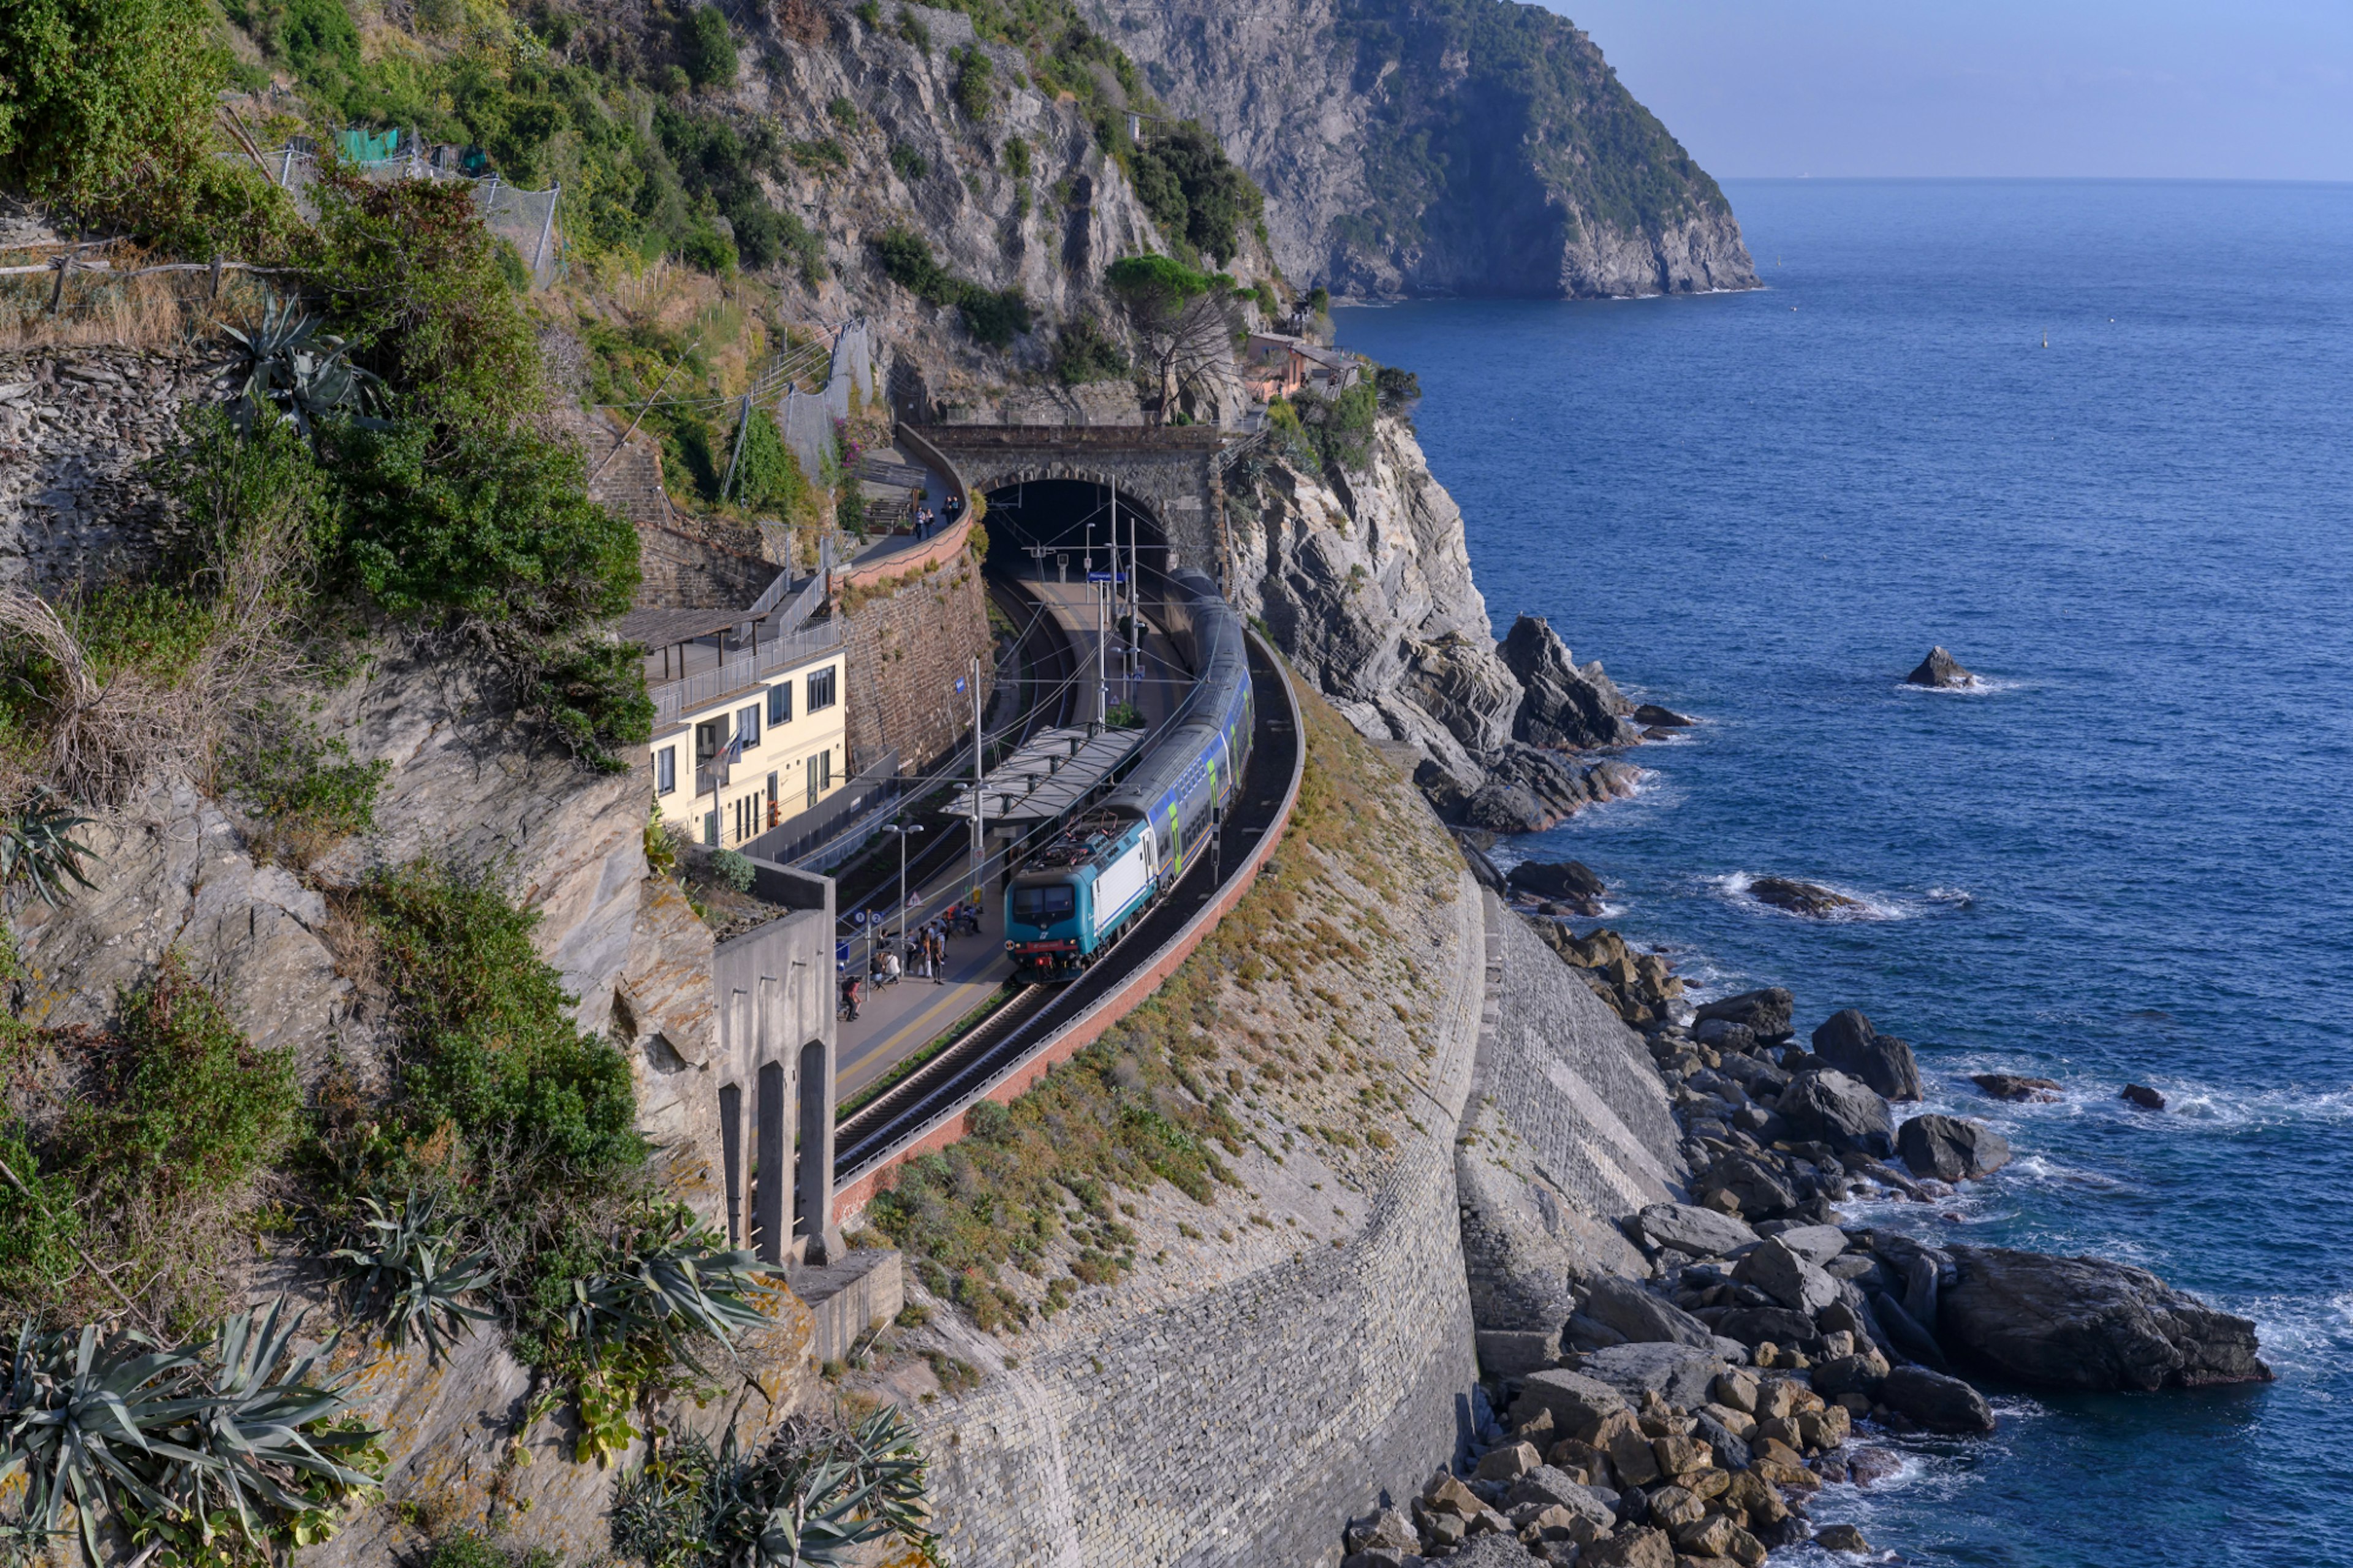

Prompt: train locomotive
xmin=1004 ymin=568 xmax=1253 ymax=981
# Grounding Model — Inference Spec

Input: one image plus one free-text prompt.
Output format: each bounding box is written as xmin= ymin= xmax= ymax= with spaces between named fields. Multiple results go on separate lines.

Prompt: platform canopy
xmin=944 ymin=724 xmax=1145 ymax=826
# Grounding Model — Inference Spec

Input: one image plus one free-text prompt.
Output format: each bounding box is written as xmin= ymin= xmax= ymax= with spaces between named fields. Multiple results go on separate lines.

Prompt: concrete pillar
xmin=796 ymin=1036 xmax=843 ymax=1262
xmin=719 ymin=1081 xmax=744 ymax=1248
xmin=756 ymin=1060 xmax=787 ymax=1264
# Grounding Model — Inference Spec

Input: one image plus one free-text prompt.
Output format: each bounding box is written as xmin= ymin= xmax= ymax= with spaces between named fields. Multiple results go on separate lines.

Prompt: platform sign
xmin=1086 ymin=571 xmax=1125 ymax=583
xmin=956 ymin=676 xmax=967 ymax=694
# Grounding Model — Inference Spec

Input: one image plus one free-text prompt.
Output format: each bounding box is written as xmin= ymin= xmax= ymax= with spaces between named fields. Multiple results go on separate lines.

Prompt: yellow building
xmin=641 ymin=613 xmax=849 ymax=850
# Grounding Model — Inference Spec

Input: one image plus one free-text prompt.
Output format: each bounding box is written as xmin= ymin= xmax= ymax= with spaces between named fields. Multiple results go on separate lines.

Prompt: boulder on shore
xmin=1507 ymin=858 xmax=1607 ymax=914
xmin=1635 ymin=1202 xmax=1759 ymax=1259
xmin=1581 ymin=1275 xmax=1720 ymax=1350
xmin=1811 ymin=1009 xmax=1923 ymax=1100
xmin=1577 ymin=1342 xmax=1729 ymax=1411
xmin=1896 ymin=1114 xmax=2012 ymax=1182
xmin=1972 ymin=1072 xmax=2062 ymax=1103
xmin=1775 ymin=1069 xmax=1895 ymax=1157
xmin=2121 ymin=1083 xmax=2167 ymax=1111
xmin=1877 ymin=1365 xmax=1996 ymax=1433
xmin=1938 ymin=1244 xmax=2272 ymax=1391
xmin=1749 ymin=877 xmax=1862 ymax=918
xmin=1906 ymin=646 xmax=1977 ymax=688
xmin=1694 ymin=987 xmax=1795 ymax=1042
xmin=1633 ymin=703 xmax=1696 ymax=727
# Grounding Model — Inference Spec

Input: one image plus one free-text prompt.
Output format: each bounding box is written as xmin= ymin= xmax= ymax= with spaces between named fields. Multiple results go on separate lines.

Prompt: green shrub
xmin=528 ymin=638 xmax=655 ymax=774
xmin=896 ymin=7 xmax=930 ymax=51
xmin=708 ymin=848 xmax=754 ymax=892
xmin=365 ymin=860 xmax=643 ymax=1178
xmin=828 ymin=96 xmax=861 ymax=130
xmin=62 ymin=951 xmax=302 ymax=1211
xmin=1052 ymin=318 xmax=1129 ymax=385
xmin=1003 ymin=134 xmax=1032 ymax=180
xmin=681 ymin=5 xmax=738 ymax=87
xmin=0 ymin=1119 xmax=83 ymax=1311
xmin=223 ymin=713 xmax=392 ymax=837
xmin=875 ymin=227 xmax=1031 ymax=346
xmin=889 ymin=142 xmax=928 ymax=182
xmin=1125 ymin=121 xmax=1262 ymax=263
xmin=1374 ymin=363 xmax=1422 ymax=414
xmin=58 ymin=581 xmax=217 ymax=689
xmin=729 ymin=405 xmax=808 ymax=512
xmin=0 ymin=0 xmax=224 ymax=216
xmin=951 ymin=45 xmax=995 ymax=121
xmin=332 ymin=417 xmax=640 ymax=634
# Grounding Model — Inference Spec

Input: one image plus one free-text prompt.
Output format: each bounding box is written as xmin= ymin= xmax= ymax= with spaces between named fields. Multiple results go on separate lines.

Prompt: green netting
xmin=336 ymin=127 xmax=401 ymax=164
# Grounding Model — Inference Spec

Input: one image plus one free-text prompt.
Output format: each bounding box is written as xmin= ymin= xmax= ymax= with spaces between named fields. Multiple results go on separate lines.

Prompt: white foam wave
xmin=1893 ymin=675 xmax=2023 ymax=697
xmin=2229 ymin=1291 xmax=2353 ymax=1375
xmin=1710 ymin=869 xmax=1923 ymax=923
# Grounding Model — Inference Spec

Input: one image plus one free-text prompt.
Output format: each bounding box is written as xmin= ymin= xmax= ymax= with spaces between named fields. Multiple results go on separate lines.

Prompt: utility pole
xmin=1095 ymin=567 xmax=1109 ymax=728
xmin=969 ymin=655 xmax=984 ymax=906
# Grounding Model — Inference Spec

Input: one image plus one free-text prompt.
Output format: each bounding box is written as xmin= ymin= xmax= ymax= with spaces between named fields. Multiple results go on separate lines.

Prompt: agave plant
xmin=612 ymin=1407 xmax=933 ymax=1568
xmin=145 ymin=1301 xmax=383 ymax=1550
xmin=215 ymin=297 xmax=388 ymax=441
xmin=0 ymin=792 xmax=98 ymax=907
xmin=328 ymin=1189 xmax=496 ymax=1362
xmin=0 ymin=1322 xmax=202 ymax=1564
xmin=564 ymin=1211 xmax=780 ymax=1365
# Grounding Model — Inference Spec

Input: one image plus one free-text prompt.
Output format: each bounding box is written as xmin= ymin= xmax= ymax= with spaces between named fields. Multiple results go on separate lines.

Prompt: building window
xmin=818 ymin=747 xmax=833 ymax=792
xmin=737 ymin=703 xmax=761 ymax=749
xmin=807 ymin=665 xmax=837 ymax=712
xmin=767 ymin=681 xmax=792 ymax=726
xmin=696 ymin=716 xmax=729 ymax=762
xmin=656 ymin=745 xmax=676 ymax=795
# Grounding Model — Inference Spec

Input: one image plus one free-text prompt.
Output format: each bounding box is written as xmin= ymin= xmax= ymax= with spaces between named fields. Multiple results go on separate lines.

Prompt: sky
xmin=1540 ymin=1 xmax=2353 ymax=181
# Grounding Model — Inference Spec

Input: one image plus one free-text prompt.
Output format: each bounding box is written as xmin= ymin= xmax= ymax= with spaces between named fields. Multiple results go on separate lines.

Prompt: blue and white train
xmin=1004 ymin=568 xmax=1253 ymax=981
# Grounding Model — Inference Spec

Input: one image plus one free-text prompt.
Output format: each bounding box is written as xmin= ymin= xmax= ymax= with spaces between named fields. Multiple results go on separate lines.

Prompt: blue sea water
xmin=1333 ymin=180 xmax=2353 ymax=1566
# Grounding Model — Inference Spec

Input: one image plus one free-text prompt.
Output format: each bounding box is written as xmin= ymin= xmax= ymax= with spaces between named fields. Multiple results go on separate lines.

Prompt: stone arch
xmin=911 ymin=425 xmax=1226 ymax=582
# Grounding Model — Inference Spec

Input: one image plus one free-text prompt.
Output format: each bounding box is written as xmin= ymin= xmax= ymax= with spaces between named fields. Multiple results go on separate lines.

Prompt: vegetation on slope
xmin=866 ymin=680 xmax=1464 ymax=1334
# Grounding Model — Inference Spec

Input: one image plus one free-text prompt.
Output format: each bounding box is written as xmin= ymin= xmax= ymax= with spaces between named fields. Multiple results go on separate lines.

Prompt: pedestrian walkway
xmin=836 ymin=887 xmax=1014 ymax=1103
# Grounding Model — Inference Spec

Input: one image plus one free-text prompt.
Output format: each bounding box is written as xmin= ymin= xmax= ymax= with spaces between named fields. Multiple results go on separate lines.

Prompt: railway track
xmin=832 ymin=631 xmax=1300 ymax=1185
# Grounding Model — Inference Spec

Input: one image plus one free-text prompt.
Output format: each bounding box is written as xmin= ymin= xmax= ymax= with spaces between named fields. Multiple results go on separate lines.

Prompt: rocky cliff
xmin=1091 ymin=0 xmax=1758 ymax=298
xmin=1229 ymin=412 xmax=1650 ymax=831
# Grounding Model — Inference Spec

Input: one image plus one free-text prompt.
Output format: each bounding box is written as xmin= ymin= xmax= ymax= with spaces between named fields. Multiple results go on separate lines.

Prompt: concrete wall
xmin=707 ymin=902 xmax=843 ymax=1259
xmin=635 ymin=520 xmax=778 ymax=608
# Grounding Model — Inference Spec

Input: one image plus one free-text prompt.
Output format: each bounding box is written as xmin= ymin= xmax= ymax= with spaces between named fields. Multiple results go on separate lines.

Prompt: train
xmin=1003 ymin=567 xmax=1254 ymax=981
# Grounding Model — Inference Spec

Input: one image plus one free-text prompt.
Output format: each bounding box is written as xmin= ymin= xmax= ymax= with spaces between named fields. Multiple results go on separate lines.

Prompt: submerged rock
xmin=1905 ymin=646 xmax=1977 ymax=688
xmin=1811 ymin=1009 xmax=1923 ymax=1100
xmin=1632 ymin=703 xmax=1696 ymax=727
xmin=1938 ymin=1244 xmax=2272 ymax=1390
xmin=2121 ymin=1083 xmax=2167 ymax=1110
xmin=1972 ymin=1072 xmax=2063 ymax=1102
xmin=1896 ymin=1114 xmax=2011 ymax=1181
xmin=1749 ymin=877 xmax=1862 ymax=917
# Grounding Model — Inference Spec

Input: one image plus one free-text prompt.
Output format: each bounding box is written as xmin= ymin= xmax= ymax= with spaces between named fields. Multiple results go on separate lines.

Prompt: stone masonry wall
xmin=907 ymin=858 xmax=1490 ymax=1568
xmin=839 ymin=545 xmax=995 ymax=774
xmin=1457 ymin=900 xmax=1688 ymax=1331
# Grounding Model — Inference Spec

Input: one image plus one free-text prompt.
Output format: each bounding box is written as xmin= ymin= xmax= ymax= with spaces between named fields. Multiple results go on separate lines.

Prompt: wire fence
xmin=251 ymin=142 xmax=566 ymax=289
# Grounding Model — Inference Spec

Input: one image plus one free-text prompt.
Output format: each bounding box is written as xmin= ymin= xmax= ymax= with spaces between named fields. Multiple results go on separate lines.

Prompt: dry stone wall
xmin=0 ymin=346 xmax=216 ymax=588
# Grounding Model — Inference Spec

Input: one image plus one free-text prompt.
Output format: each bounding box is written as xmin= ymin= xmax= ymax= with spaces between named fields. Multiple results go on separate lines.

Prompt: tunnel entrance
xmin=982 ymin=479 xmax=1172 ymax=589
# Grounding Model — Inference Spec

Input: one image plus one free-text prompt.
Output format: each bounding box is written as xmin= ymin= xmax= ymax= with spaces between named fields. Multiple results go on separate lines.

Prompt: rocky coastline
xmin=1339 ymin=863 xmax=2270 ymax=1568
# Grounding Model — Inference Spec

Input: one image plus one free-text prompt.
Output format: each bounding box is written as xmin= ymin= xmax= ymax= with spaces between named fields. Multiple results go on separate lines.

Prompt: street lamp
xmin=881 ymin=822 xmax=926 ymax=973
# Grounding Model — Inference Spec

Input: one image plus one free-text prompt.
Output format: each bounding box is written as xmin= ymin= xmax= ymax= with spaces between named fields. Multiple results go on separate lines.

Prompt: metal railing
xmin=651 ymin=620 xmax=843 ymax=726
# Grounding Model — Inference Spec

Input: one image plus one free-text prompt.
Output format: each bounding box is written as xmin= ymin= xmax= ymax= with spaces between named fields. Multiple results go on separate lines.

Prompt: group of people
xmin=836 ymin=895 xmax=987 ymax=1021
xmin=909 ymin=491 xmax=964 ymax=541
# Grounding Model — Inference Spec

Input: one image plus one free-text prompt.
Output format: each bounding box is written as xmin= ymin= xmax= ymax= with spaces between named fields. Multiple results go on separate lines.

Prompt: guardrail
xmin=650 ymin=620 xmax=843 ymax=727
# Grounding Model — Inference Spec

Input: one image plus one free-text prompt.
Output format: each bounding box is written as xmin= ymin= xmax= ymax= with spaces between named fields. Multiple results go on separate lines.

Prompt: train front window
xmin=1013 ymin=885 xmax=1075 ymax=922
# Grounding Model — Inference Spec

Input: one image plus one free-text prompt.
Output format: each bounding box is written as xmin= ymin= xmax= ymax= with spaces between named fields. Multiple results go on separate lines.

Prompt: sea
xmin=1333 ymin=178 xmax=2353 ymax=1567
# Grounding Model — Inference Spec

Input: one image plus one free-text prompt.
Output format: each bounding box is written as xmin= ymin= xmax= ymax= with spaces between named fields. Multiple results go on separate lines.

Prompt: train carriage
xmin=1004 ymin=570 xmax=1252 ymax=980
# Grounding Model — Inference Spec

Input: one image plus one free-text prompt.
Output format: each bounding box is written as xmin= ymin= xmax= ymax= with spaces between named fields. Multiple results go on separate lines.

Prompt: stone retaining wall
xmin=838 ymin=545 xmax=995 ymax=775
xmin=911 ymin=852 xmax=1491 ymax=1568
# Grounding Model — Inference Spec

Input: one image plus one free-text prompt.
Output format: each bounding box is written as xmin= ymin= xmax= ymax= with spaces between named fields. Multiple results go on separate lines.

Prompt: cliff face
xmin=1229 ymin=414 xmax=1647 ymax=831
xmin=1090 ymin=0 xmax=1758 ymax=298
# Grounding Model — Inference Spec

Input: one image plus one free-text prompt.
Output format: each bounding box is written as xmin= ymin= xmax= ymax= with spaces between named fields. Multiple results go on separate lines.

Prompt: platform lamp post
xmin=882 ymin=821 xmax=924 ymax=971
